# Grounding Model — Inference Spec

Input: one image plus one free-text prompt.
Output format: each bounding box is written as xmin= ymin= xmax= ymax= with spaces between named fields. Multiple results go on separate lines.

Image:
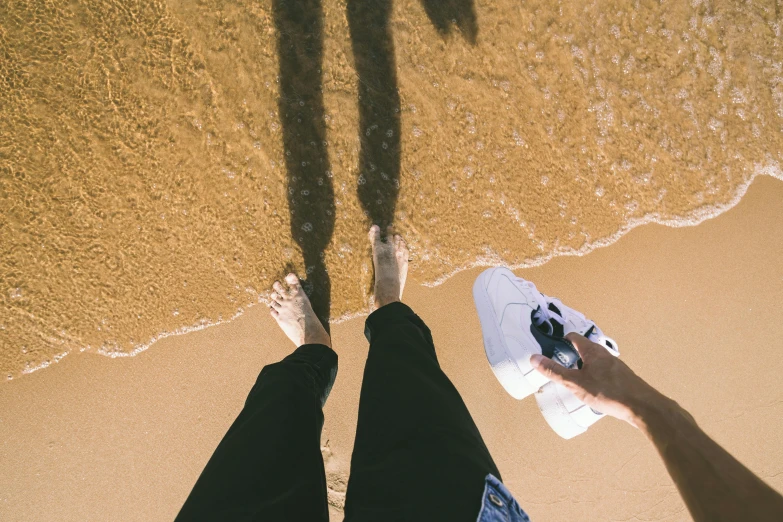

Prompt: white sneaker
xmin=535 ymin=381 xmax=607 ymax=439
xmin=472 ymin=267 xmax=619 ymax=438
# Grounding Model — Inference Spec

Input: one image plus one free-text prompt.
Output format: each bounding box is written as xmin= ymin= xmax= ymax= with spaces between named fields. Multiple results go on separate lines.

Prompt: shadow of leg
xmin=274 ymin=0 xmax=334 ymax=330
xmin=347 ymin=0 xmax=401 ymax=232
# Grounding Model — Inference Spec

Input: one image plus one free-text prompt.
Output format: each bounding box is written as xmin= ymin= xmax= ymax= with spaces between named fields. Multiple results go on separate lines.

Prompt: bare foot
xmin=369 ymin=225 xmax=409 ymax=310
xmin=270 ymin=273 xmax=332 ymax=348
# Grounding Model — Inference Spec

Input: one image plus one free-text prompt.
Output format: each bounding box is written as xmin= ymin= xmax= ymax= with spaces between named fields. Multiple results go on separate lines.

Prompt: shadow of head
xmin=419 ymin=0 xmax=478 ymax=44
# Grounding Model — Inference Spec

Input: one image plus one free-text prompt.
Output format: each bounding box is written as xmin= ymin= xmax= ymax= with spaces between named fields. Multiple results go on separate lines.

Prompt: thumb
xmin=530 ymin=354 xmax=573 ymax=384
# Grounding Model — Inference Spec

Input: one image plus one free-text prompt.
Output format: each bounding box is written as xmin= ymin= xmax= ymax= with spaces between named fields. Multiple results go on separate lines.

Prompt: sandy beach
xmin=2 ymin=175 xmax=781 ymax=521
xmin=3 ymin=0 xmax=783 ymax=518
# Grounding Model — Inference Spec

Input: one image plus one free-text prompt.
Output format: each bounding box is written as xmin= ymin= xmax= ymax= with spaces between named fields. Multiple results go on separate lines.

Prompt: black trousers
xmin=175 ymin=302 xmax=501 ymax=521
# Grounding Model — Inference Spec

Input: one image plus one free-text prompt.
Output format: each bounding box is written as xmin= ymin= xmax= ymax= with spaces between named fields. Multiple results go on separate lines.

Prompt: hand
xmin=534 ymin=337 xmax=783 ymax=522
xmin=530 ymin=333 xmax=662 ymax=428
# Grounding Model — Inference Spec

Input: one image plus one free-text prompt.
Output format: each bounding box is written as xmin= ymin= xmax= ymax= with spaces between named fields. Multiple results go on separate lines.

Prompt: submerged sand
xmin=2 ymin=0 xmax=783 ymax=377
xmin=1 ymin=175 xmax=781 ymax=521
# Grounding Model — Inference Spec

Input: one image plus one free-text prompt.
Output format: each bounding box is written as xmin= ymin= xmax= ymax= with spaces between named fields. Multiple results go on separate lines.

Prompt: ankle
xmin=374 ymin=295 xmax=401 ymax=310
xmin=304 ymin=331 xmax=332 ymax=349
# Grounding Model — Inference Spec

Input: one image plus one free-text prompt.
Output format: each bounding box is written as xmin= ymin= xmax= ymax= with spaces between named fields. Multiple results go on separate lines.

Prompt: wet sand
xmin=2 ymin=175 xmax=781 ymax=521
xmin=3 ymin=0 xmax=783 ymax=377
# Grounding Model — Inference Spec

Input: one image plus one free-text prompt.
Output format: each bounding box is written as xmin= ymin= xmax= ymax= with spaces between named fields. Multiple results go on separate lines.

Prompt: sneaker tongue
xmin=552 ymin=344 xmax=580 ymax=369
xmin=528 ymin=313 xmax=581 ymax=369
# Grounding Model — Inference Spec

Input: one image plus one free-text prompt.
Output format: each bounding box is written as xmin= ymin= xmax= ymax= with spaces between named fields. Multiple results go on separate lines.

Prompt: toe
xmin=272 ymin=281 xmax=286 ymax=296
xmin=270 ymin=307 xmax=280 ymax=317
xmin=285 ymin=273 xmax=300 ymax=291
xmin=394 ymin=234 xmax=408 ymax=254
xmin=385 ymin=225 xmax=394 ymax=242
xmin=368 ymin=225 xmax=381 ymax=252
xmin=368 ymin=224 xmax=381 ymax=246
xmin=270 ymin=292 xmax=283 ymax=306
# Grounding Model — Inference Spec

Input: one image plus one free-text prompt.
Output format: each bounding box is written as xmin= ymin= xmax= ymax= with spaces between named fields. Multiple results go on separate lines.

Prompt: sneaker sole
xmin=536 ymin=381 xmax=604 ymax=439
xmin=472 ymin=267 xmax=544 ymax=400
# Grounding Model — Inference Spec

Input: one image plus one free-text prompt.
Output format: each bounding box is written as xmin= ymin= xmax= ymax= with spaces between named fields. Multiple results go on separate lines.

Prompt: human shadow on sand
xmin=273 ymin=0 xmax=477 ymax=329
xmin=273 ymin=0 xmax=334 ymax=329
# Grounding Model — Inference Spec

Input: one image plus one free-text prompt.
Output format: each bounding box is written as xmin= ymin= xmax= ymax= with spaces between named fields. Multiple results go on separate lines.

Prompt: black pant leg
xmin=175 ymin=344 xmax=337 ymax=522
xmin=344 ymin=302 xmax=500 ymax=522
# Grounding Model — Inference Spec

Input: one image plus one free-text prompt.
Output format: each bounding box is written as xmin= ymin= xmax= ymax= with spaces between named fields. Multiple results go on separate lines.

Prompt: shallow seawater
xmin=1 ymin=0 xmax=782 ymax=378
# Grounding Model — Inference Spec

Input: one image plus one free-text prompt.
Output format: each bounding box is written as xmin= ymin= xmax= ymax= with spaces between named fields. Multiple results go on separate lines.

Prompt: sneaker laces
xmin=516 ymin=278 xmax=566 ymax=332
xmin=545 ymin=293 xmax=619 ymax=354
xmin=517 ymin=276 xmax=620 ymax=355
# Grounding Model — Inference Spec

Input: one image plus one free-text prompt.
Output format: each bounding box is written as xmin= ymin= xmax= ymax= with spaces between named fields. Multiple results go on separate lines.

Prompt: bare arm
xmin=531 ymin=334 xmax=783 ymax=522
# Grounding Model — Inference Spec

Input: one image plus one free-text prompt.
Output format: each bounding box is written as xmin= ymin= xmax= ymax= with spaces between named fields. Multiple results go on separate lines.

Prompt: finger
xmin=530 ymin=354 xmax=576 ymax=384
xmin=285 ymin=273 xmax=300 ymax=290
xmin=564 ymin=333 xmax=603 ymax=360
xmin=272 ymin=281 xmax=286 ymax=296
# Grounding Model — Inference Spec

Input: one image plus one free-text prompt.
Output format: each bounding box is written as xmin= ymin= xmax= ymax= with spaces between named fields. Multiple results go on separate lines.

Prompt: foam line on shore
xmin=12 ymin=163 xmax=781 ymax=378
xmin=422 ymin=162 xmax=782 ymax=288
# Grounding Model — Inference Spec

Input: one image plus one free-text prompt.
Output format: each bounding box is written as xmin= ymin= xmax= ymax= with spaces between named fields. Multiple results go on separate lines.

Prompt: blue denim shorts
xmin=476 ymin=474 xmax=530 ymax=522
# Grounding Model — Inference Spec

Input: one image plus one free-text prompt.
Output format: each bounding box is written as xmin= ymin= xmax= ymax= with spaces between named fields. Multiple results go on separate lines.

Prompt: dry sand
xmin=2 ymin=175 xmax=782 ymax=521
